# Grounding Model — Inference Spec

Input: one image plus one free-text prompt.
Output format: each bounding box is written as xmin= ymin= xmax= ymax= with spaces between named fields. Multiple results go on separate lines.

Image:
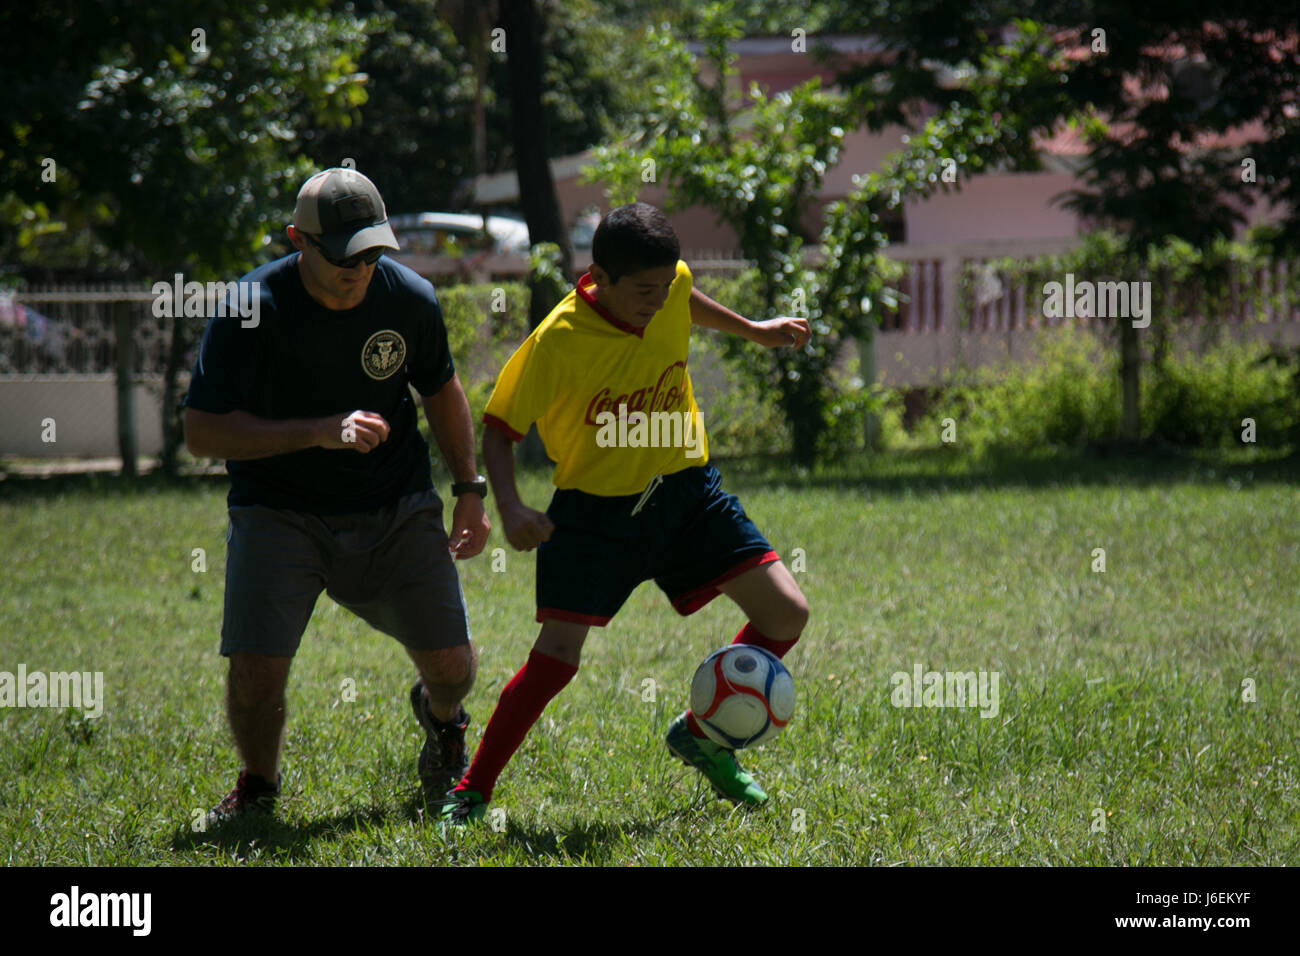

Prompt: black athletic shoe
xmin=409 ymin=681 xmax=470 ymax=799
xmin=203 ymin=770 xmax=280 ymax=829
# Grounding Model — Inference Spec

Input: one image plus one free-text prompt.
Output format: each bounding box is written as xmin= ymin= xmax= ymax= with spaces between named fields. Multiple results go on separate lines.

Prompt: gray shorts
xmin=220 ymin=489 xmax=470 ymax=657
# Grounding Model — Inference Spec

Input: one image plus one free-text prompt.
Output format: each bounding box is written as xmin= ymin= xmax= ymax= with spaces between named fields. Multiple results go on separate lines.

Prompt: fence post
xmin=939 ymin=253 xmax=962 ymax=376
xmin=113 ymin=300 xmax=138 ymax=477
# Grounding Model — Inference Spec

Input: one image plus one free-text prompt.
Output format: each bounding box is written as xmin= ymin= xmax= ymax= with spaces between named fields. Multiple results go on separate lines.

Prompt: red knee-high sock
xmin=455 ymin=649 xmax=577 ymax=802
xmin=686 ymin=623 xmax=799 ymax=738
xmin=730 ymin=621 xmax=798 ymax=659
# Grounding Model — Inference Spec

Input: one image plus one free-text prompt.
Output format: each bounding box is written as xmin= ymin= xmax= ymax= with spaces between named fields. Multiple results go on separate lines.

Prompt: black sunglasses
xmin=301 ymin=232 xmax=384 ymax=268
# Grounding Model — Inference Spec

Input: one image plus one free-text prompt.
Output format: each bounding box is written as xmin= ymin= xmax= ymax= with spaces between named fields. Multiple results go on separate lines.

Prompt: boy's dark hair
xmin=591 ymin=202 xmax=680 ymax=284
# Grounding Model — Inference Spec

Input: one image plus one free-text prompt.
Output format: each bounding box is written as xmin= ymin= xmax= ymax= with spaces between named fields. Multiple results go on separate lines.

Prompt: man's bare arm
xmin=419 ymin=374 xmax=479 ymax=483
xmin=421 ymin=375 xmax=491 ymax=559
xmin=183 ymin=408 xmax=389 ymax=460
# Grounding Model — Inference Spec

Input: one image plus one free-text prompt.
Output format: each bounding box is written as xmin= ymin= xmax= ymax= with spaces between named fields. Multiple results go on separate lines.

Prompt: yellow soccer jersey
xmin=484 ymin=259 xmax=709 ymax=496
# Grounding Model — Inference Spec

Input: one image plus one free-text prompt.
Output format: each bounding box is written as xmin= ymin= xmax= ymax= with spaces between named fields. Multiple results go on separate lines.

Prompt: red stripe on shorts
xmin=670 ymin=549 xmax=780 ymax=616
xmin=536 ymin=607 xmax=612 ymax=627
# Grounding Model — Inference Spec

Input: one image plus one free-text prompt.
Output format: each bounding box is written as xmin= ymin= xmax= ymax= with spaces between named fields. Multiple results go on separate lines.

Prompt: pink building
xmin=463 ymin=33 xmax=1293 ymax=384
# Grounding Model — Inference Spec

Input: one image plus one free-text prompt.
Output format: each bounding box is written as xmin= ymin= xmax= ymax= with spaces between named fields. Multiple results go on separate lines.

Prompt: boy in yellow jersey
xmin=441 ymin=202 xmax=810 ymax=822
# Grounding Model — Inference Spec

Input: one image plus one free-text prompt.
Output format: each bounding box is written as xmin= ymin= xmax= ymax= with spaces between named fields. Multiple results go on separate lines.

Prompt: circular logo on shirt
xmin=361 ymin=330 xmax=406 ymax=380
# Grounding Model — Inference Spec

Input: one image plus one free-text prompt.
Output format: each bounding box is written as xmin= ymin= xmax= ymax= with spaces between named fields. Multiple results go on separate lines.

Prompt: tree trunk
xmin=472 ymin=6 xmax=489 ymax=179
xmin=499 ymin=0 xmax=572 ymax=465
xmin=160 ymin=312 xmax=191 ymax=477
xmin=499 ymin=0 xmax=573 ymax=329
xmin=113 ymin=301 xmax=138 ymax=478
xmin=1119 ymin=319 xmax=1141 ymax=441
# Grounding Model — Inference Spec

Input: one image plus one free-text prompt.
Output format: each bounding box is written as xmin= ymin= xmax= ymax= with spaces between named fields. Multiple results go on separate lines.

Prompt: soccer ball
xmin=689 ymin=644 xmax=795 ymax=749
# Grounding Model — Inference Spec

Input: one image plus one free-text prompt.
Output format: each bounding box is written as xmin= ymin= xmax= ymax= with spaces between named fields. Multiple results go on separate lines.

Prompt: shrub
xmin=912 ymin=325 xmax=1300 ymax=454
xmin=1144 ymin=338 xmax=1300 ymax=449
xmin=915 ymin=325 xmax=1119 ymax=453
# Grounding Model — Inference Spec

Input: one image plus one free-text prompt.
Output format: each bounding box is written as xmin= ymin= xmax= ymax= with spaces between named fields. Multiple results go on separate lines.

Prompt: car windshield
xmin=397 ymin=225 xmax=497 ymax=257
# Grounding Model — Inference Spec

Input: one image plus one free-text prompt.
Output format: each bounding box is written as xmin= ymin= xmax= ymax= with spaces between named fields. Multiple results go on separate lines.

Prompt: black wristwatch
xmin=451 ymin=475 xmax=488 ymax=500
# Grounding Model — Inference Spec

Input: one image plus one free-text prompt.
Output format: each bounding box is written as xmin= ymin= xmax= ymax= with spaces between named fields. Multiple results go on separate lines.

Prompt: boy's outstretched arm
xmin=688 ymin=287 xmax=812 ymax=349
xmin=483 ymin=426 xmax=555 ymax=552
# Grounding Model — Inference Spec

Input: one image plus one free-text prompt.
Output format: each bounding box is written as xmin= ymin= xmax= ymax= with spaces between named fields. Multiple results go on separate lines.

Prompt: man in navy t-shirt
xmin=184 ymin=168 xmax=491 ymax=824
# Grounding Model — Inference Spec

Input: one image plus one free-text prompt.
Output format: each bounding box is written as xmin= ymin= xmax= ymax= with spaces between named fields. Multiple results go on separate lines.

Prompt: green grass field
xmin=2 ymin=448 xmax=1297 ymax=865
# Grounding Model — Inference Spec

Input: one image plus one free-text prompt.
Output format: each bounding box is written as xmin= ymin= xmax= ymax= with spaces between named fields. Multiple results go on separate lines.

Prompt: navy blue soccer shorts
xmin=535 ymin=464 xmax=779 ymax=626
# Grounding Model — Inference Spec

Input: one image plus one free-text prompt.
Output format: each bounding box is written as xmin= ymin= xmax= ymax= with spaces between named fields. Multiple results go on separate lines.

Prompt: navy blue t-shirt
xmin=183 ymin=254 xmax=455 ymax=514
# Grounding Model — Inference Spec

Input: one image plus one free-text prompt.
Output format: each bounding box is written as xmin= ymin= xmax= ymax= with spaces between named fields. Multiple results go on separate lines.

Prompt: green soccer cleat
xmin=438 ymin=788 xmax=489 ymax=827
xmin=666 ymin=712 xmax=769 ymax=806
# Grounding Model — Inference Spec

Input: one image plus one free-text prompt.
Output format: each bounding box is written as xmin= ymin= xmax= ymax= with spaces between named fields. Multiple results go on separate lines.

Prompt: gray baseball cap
xmin=292 ymin=168 xmax=400 ymax=259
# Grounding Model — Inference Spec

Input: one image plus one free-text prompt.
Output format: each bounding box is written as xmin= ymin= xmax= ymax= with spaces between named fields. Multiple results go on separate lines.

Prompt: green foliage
xmin=306 ymin=1 xmax=475 ymax=210
xmin=2 ymin=0 xmax=371 ymax=279
xmin=690 ymin=266 xmax=911 ymax=460
xmin=416 ymin=281 xmax=529 ymax=439
xmin=824 ymin=3 xmax=1300 ymax=252
xmin=815 ymin=2 xmax=1300 ymax=451
xmin=692 ymin=271 xmax=766 ymax=324
xmin=914 ymin=325 xmax=1300 ymax=454
xmin=687 ymin=329 xmax=788 ymax=458
xmin=309 ymin=0 xmax=633 ymax=215
xmin=527 ymin=242 xmax=569 ymax=309
xmin=436 ymin=282 xmax=530 ymax=360
xmin=583 ymin=9 xmax=859 ymax=463
xmin=918 ymin=326 xmax=1120 ymax=454
xmin=1144 ymin=340 xmax=1300 ymax=450
xmin=820 ymin=383 xmax=907 ymax=459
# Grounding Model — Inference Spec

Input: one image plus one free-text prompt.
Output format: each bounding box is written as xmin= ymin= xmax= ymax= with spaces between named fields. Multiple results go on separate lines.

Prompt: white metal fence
xmin=5 ymin=243 xmax=1299 ymax=460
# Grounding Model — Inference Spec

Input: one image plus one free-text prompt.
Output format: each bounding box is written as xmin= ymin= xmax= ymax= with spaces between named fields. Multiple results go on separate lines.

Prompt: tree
xmin=822 ymin=1 xmax=1300 ymax=442
xmin=1 ymin=1 xmax=371 ymax=473
xmin=498 ymin=0 xmax=574 ymax=328
xmin=585 ymin=9 xmax=874 ymax=463
xmin=308 ymin=0 xmax=479 ymax=213
xmin=298 ymin=0 xmax=633 ymax=215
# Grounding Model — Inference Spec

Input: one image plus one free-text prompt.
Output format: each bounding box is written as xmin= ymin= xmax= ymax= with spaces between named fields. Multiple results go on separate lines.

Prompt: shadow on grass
xmin=395 ymin=790 xmax=687 ymax=864
xmin=165 ymin=789 xmax=687 ymax=864
xmin=168 ymin=803 xmax=394 ymax=860
xmin=6 ymin=447 xmax=1296 ymax=506
xmin=0 ymin=468 xmax=230 ymax=502
xmin=717 ymin=444 xmax=1300 ymax=497
xmin=487 ymin=812 xmax=683 ymax=863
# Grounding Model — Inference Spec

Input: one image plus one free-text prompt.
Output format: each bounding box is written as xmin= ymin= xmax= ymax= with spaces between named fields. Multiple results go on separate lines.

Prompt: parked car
xmin=388 ymin=210 xmax=600 ymax=281
xmin=388 ymin=212 xmax=531 ymax=257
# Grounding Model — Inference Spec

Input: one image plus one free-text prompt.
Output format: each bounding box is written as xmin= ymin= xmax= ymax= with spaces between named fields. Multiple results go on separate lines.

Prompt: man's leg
xmin=325 ymin=490 xmax=480 ymax=797
xmin=407 ymin=642 xmax=480 ymax=798
xmin=407 ymin=643 xmax=478 ymax=723
xmin=208 ymin=505 xmax=323 ymax=826
xmin=227 ymin=652 xmax=293 ymax=780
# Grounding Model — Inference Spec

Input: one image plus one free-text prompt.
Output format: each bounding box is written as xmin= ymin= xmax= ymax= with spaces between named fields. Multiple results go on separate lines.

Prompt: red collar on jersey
xmin=576 ymin=273 xmax=646 ymax=339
